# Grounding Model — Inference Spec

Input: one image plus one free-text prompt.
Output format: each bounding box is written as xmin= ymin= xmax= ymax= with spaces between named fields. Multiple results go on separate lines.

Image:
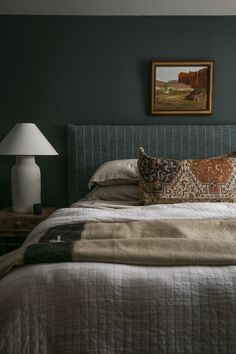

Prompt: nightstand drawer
xmin=0 ymin=207 xmax=57 ymax=256
xmin=0 ymin=235 xmax=27 ymax=255
xmin=0 ymin=218 xmax=39 ymax=232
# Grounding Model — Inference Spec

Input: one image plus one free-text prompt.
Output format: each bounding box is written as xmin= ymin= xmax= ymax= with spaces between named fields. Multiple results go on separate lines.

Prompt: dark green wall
xmin=0 ymin=16 xmax=236 ymax=207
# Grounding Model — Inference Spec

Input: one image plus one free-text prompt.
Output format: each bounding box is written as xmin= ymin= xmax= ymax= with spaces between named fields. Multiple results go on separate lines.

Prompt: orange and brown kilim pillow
xmin=138 ymin=147 xmax=236 ymax=205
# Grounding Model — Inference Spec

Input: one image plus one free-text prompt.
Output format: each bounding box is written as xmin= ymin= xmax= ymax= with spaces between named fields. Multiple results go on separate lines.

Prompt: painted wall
xmin=2 ymin=0 xmax=236 ymax=15
xmin=0 ymin=16 xmax=236 ymax=207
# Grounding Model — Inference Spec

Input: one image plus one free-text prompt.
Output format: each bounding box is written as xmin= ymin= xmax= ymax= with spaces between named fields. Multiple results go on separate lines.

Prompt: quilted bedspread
xmin=1 ymin=203 xmax=236 ymax=353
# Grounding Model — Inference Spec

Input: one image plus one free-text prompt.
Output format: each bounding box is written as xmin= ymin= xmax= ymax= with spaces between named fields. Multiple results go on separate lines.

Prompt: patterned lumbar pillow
xmin=138 ymin=147 xmax=236 ymax=205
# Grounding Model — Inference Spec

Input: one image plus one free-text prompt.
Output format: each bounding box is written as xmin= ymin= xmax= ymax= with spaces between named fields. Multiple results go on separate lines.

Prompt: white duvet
xmin=1 ymin=202 xmax=236 ymax=354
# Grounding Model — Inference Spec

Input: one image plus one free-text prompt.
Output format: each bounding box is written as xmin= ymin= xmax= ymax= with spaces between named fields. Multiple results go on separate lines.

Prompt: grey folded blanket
xmin=1 ymin=218 xmax=236 ymax=278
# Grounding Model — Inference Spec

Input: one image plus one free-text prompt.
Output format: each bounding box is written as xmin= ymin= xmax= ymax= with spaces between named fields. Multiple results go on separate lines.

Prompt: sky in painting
xmin=156 ymin=66 xmax=207 ymax=82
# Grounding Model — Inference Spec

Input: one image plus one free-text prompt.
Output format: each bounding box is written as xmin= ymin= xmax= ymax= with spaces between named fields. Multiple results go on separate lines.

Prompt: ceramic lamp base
xmin=11 ymin=156 xmax=41 ymax=213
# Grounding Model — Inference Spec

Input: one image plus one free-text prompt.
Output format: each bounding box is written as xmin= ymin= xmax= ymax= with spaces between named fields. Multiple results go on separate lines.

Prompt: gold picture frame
xmin=151 ymin=61 xmax=214 ymax=115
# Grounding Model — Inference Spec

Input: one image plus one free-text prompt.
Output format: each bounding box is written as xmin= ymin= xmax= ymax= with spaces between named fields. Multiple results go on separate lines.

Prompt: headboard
xmin=68 ymin=125 xmax=236 ymax=204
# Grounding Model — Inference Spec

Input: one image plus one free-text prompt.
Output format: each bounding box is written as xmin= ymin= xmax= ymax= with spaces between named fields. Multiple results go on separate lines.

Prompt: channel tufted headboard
xmin=68 ymin=125 xmax=236 ymax=204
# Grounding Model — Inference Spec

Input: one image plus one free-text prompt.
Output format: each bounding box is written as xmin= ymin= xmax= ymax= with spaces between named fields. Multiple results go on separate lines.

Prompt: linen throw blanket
xmin=1 ymin=217 xmax=236 ymax=278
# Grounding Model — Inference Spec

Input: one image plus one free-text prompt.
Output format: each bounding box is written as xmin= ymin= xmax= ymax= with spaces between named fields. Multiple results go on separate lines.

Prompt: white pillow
xmin=85 ymin=184 xmax=140 ymax=201
xmin=88 ymin=159 xmax=138 ymax=189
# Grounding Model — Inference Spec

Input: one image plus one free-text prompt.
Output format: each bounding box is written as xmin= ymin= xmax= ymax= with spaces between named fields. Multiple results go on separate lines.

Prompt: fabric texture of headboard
xmin=68 ymin=125 xmax=236 ymax=204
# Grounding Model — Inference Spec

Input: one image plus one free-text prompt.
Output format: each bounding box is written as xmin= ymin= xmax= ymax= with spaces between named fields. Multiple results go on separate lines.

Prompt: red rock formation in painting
xmin=178 ymin=68 xmax=208 ymax=89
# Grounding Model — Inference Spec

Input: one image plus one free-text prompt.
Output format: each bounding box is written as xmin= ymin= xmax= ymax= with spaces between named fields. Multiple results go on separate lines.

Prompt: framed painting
xmin=151 ymin=61 xmax=214 ymax=115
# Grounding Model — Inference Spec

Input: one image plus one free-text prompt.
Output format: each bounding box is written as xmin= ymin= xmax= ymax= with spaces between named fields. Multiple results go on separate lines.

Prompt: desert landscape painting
xmin=151 ymin=61 xmax=213 ymax=115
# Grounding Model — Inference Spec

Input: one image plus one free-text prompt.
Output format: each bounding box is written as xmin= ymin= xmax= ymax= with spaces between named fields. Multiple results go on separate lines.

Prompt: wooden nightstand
xmin=0 ymin=207 xmax=57 ymax=256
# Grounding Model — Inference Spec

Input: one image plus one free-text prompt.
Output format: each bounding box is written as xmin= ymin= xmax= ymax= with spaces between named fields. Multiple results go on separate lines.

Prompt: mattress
xmin=1 ymin=203 xmax=236 ymax=353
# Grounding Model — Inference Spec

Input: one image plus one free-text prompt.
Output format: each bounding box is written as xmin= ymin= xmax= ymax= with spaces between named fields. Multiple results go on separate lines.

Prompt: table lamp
xmin=0 ymin=123 xmax=58 ymax=213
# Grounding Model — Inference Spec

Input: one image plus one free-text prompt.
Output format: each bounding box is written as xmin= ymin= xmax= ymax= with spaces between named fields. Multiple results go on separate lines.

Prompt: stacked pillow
xmin=88 ymin=159 xmax=138 ymax=188
xmin=86 ymin=159 xmax=140 ymax=202
xmin=138 ymin=147 xmax=236 ymax=205
xmin=85 ymin=184 xmax=140 ymax=202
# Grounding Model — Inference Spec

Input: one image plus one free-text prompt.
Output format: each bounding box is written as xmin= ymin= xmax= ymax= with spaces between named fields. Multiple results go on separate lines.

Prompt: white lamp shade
xmin=0 ymin=123 xmax=58 ymax=156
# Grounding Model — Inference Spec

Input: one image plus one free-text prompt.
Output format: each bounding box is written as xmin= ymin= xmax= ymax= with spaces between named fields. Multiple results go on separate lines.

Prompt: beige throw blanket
xmin=1 ymin=218 xmax=236 ymax=278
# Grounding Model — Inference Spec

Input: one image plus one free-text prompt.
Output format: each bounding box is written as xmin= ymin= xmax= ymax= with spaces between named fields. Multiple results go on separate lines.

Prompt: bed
xmin=1 ymin=124 xmax=236 ymax=354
